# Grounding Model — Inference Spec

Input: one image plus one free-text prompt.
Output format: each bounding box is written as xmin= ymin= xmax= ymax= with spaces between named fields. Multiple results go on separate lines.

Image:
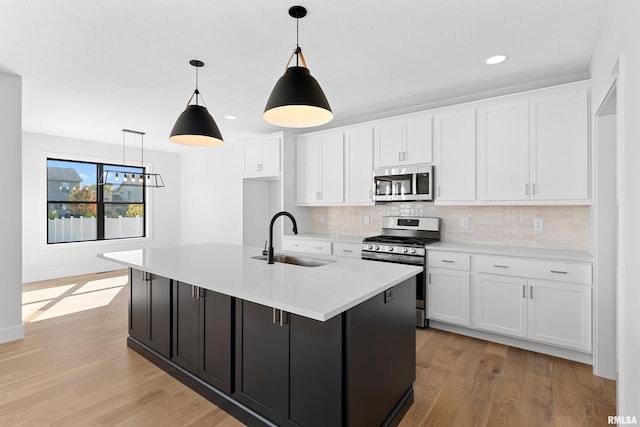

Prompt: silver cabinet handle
xmin=442 ymin=259 xmax=455 ymax=263
xmin=280 ymin=311 xmax=288 ymax=327
xmin=532 ymin=183 xmax=536 ymax=195
xmin=493 ymin=264 xmax=509 ymax=268
xmin=437 ymin=186 xmax=441 ymax=197
xmin=530 ymin=286 xmax=534 ymax=299
xmin=399 ymin=151 xmax=402 ymax=161
xmin=522 ymin=285 xmax=526 ymax=298
xmin=342 ymin=249 xmax=353 ymax=253
xmin=525 ymin=183 xmax=529 ymax=195
xmin=319 ymin=192 xmax=323 ymax=199
xmin=369 ymin=189 xmax=372 ymax=199
xmin=272 ymin=308 xmax=277 ymax=324
xmin=403 ymin=151 xmax=407 ymax=161
xmin=428 ymin=273 xmax=432 ymax=284
xmin=551 ymin=270 xmax=568 ymax=274
xmin=141 ymin=271 xmax=151 ymax=282
xmin=313 ymin=246 xmax=323 ymax=250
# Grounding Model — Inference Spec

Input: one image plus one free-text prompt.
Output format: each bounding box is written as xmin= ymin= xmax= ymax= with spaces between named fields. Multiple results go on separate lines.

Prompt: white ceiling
xmin=0 ymin=0 xmax=609 ymax=153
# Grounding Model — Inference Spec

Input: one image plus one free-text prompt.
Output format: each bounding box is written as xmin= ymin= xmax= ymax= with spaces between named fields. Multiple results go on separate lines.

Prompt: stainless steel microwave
xmin=373 ymin=165 xmax=433 ymax=202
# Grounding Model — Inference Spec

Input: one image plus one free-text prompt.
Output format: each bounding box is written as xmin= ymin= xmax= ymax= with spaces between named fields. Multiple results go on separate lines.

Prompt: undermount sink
xmin=252 ymin=254 xmax=335 ymax=267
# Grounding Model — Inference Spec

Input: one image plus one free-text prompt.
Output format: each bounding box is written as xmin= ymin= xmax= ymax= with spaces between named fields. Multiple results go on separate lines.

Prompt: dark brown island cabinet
xmin=127 ymin=267 xmax=417 ymax=427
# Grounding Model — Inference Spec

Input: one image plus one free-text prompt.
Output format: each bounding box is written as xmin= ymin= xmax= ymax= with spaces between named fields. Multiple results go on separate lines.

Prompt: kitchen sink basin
xmin=252 ymin=254 xmax=335 ymax=267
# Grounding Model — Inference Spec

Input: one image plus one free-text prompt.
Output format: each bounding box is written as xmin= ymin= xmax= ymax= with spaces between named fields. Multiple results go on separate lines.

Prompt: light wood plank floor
xmin=0 ymin=271 xmax=615 ymax=426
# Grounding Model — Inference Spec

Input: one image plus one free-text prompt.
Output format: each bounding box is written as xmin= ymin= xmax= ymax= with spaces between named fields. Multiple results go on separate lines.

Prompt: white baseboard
xmin=23 ymin=262 xmax=125 ymax=284
xmin=429 ymin=320 xmax=593 ymax=365
xmin=0 ymin=323 xmax=25 ymax=344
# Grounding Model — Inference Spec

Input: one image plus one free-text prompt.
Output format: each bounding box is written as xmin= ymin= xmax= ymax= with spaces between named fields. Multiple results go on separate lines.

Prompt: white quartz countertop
xmin=99 ymin=242 xmax=421 ymax=322
xmin=283 ymin=234 xmax=364 ymax=244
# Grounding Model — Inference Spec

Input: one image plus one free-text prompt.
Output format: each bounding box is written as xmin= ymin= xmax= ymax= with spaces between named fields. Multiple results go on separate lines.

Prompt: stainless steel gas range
xmin=361 ymin=216 xmax=440 ymax=327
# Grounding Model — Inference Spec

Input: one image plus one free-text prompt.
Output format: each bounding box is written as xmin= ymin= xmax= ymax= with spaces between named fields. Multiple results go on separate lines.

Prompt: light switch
xmin=461 ymin=218 xmax=469 ymax=228
xmin=364 ymin=215 xmax=370 ymax=224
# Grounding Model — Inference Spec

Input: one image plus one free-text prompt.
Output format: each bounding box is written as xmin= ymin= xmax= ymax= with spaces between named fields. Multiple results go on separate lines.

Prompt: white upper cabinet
xmin=374 ymin=113 xmax=432 ymax=168
xmin=243 ymin=136 xmax=281 ymax=177
xmin=344 ymin=126 xmax=374 ymax=205
xmin=433 ymin=108 xmax=476 ymax=202
xmin=477 ymin=88 xmax=589 ymax=203
xmin=529 ymin=90 xmax=589 ymax=201
xmin=296 ymin=132 xmax=344 ymax=206
xmin=477 ymin=100 xmax=529 ymax=200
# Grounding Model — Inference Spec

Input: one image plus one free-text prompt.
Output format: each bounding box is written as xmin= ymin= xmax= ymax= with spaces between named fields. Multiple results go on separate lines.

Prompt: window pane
xmin=47 ymin=203 xmax=97 ymax=243
xmin=47 ymin=160 xmax=97 ymax=201
xmin=102 ymin=165 xmax=144 ymax=203
xmin=104 ymin=203 xmax=144 ymax=239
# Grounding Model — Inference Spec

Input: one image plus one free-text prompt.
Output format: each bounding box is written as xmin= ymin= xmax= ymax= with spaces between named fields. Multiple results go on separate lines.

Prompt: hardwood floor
xmin=0 ymin=271 xmax=615 ymax=426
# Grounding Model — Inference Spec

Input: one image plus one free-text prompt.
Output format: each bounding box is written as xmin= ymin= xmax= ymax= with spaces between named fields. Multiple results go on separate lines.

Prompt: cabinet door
xmin=427 ymin=267 xmax=470 ymax=326
xmin=296 ymin=136 xmax=321 ymax=204
xmin=261 ymin=137 xmax=281 ymax=176
xmin=529 ymin=90 xmax=589 ymax=200
xmin=129 ymin=269 xmax=148 ymax=344
xmin=473 ymin=274 xmax=528 ymax=338
xmin=319 ymin=133 xmax=344 ymax=204
xmin=172 ymin=282 xmax=199 ymax=374
xmin=147 ymin=275 xmax=172 ymax=358
xmin=374 ymin=121 xmax=403 ymax=168
xmin=243 ymin=142 xmax=263 ymax=176
xmin=200 ymin=289 xmax=233 ymax=394
xmin=477 ymin=100 xmax=530 ymax=201
xmin=403 ymin=113 xmax=432 ymax=164
xmin=527 ymin=280 xmax=592 ymax=351
xmin=234 ymin=300 xmax=289 ymax=425
xmin=433 ymin=109 xmax=476 ymax=201
xmin=344 ymin=127 xmax=374 ymax=204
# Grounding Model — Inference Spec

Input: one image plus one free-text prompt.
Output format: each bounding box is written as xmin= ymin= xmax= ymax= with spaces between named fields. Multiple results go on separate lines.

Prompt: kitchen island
xmin=100 ymin=242 xmax=421 ymax=427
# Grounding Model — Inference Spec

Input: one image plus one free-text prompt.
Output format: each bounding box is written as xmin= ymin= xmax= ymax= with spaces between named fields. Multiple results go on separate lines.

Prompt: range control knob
xmin=403 ymin=248 xmax=409 ymax=253
xmin=368 ymin=245 xmax=373 ymax=250
xmin=388 ymin=247 xmax=394 ymax=252
xmin=411 ymin=248 xmax=417 ymax=254
xmin=374 ymin=245 xmax=380 ymax=250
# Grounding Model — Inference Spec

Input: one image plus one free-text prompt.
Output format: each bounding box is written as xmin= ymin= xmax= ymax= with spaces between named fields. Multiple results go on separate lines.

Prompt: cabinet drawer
xmin=428 ymin=251 xmax=470 ymax=271
xmin=282 ymin=238 xmax=332 ymax=255
xmin=333 ymin=242 xmax=361 ymax=258
xmin=474 ymin=255 xmax=592 ymax=284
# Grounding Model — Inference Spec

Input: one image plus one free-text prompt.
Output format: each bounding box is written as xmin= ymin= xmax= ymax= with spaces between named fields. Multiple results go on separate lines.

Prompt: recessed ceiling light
xmin=224 ymin=115 xmax=237 ymax=120
xmin=485 ymin=55 xmax=508 ymax=65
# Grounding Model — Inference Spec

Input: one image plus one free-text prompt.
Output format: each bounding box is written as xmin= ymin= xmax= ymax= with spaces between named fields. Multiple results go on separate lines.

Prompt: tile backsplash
xmin=306 ymin=204 xmax=590 ymax=251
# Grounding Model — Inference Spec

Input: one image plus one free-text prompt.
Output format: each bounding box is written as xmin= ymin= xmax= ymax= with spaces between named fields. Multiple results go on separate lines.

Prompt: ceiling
xmin=0 ymin=0 xmax=609 ymax=153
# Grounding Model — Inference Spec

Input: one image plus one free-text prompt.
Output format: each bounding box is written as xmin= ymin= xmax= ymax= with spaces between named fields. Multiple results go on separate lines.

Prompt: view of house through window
xmin=47 ymin=159 xmax=146 ymax=243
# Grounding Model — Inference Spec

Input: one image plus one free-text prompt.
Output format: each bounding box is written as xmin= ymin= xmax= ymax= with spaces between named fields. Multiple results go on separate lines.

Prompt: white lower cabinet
xmin=427 ymin=251 xmax=471 ymax=327
xmin=282 ymin=238 xmax=332 ymax=255
xmin=472 ymin=256 xmax=592 ymax=352
xmin=474 ymin=274 xmax=528 ymax=338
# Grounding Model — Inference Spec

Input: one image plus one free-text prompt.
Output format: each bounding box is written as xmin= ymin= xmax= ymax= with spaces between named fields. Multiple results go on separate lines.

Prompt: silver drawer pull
xmin=550 ymin=270 xmax=568 ymax=274
xmin=314 ymin=246 xmax=323 ymax=250
xmin=493 ymin=264 xmax=509 ymax=268
xmin=442 ymin=260 xmax=455 ymax=263
xmin=342 ymin=249 xmax=353 ymax=253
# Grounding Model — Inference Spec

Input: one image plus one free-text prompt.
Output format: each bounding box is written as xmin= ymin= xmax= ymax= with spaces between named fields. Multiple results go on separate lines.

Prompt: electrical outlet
xmin=461 ymin=218 xmax=469 ymax=228
xmin=364 ymin=215 xmax=370 ymax=224
xmin=534 ymin=219 xmax=544 ymax=231
xmin=319 ymin=215 xmax=325 ymax=223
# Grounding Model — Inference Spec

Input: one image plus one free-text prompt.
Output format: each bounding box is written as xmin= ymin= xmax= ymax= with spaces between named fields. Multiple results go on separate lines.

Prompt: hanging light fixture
xmin=263 ymin=5 xmax=333 ymax=128
xmin=169 ymin=59 xmax=224 ymax=146
xmin=99 ymin=129 xmax=165 ymax=188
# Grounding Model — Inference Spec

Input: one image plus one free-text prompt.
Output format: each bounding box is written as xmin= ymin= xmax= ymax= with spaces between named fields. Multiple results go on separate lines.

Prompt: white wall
xmin=22 ymin=132 xmax=181 ymax=282
xmin=180 ymin=141 xmax=243 ymax=246
xmin=590 ymin=0 xmax=640 ymax=415
xmin=0 ymin=72 xmax=24 ymax=343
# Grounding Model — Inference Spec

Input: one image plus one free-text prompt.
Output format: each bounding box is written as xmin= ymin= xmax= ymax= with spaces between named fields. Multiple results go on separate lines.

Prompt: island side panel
xmin=345 ymin=276 xmax=417 ymax=427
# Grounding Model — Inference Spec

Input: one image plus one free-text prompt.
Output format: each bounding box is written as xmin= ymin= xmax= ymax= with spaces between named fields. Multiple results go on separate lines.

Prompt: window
xmin=47 ymin=159 xmax=146 ymax=244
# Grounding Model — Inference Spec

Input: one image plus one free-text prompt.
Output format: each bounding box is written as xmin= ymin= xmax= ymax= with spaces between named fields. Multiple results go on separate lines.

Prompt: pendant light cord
xmin=296 ymin=17 xmax=299 ymax=67
xmin=122 ymin=130 xmax=126 ymax=166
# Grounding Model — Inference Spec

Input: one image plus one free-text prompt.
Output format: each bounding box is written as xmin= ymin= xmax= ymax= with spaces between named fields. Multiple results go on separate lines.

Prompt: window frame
xmin=46 ymin=157 xmax=147 ymax=245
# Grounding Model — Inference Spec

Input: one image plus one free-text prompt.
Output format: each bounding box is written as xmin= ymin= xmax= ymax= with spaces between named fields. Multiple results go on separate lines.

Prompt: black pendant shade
xmin=264 ymin=66 xmax=333 ymax=128
xmin=169 ymin=104 xmax=224 ymax=146
xmin=169 ymin=60 xmax=224 ymax=147
xmin=263 ymin=5 xmax=333 ymax=128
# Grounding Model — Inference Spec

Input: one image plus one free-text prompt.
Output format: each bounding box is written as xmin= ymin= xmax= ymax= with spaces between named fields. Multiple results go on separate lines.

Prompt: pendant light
xmin=169 ymin=60 xmax=224 ymax=146
xmin=99 ymin=129 xmax=165 ymax=188
xmin=263 ymin=5 xmax=333 ymax=128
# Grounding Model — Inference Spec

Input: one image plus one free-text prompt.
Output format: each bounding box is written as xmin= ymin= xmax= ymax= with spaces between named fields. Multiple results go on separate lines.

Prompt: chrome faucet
xmin=268 ymin=211 xmax=298 ymax=264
